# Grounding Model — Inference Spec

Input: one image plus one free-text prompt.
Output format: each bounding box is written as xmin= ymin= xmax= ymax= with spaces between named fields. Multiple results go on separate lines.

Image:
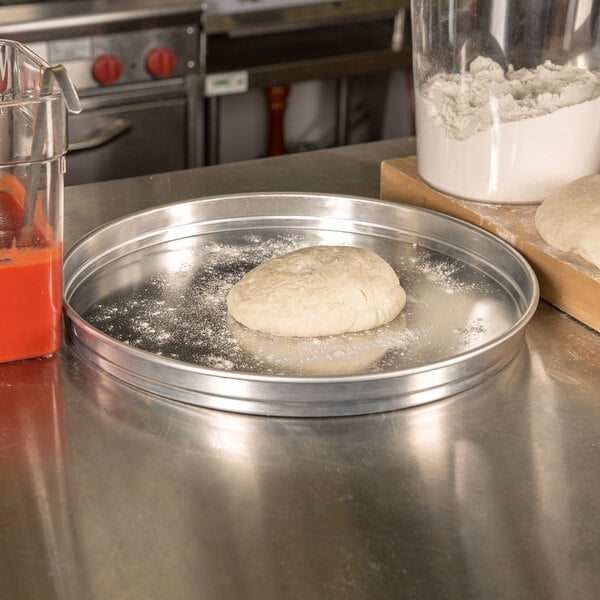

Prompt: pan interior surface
xmin=73 ymin=230 xmax=517 ymax=376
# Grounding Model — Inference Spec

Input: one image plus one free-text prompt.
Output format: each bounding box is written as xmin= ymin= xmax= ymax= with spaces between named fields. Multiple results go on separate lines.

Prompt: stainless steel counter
xmin=2 ymin=138 xmax=600 ymax=599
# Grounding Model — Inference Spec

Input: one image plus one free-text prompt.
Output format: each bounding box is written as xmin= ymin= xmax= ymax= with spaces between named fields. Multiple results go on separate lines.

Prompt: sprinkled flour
xmin=416 ymin=57 xmax=600 ymax=203
xmin=82 ymin=234 xmax=515 ymax=376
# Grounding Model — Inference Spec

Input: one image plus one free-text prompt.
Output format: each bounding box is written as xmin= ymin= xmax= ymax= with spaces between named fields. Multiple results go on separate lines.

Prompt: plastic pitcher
xmin=0 ymin=40 xmax=80 ymax=363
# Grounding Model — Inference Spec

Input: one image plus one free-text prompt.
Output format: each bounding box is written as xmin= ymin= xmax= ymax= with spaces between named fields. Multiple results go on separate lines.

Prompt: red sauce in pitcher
xmin=0 ymin=179 xmax=62 ymax=363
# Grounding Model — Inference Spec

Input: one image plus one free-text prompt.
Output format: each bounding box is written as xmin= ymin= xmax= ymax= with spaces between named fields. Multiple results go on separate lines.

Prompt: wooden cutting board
xmin=380 ymin=156 xmax=600 ymax=333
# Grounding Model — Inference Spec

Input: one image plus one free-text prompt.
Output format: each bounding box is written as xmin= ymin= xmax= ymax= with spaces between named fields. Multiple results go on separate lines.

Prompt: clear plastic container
xmin=0 ymin=40 xmax=80 ymax=363
xmin=410 ymin=1 xmax=600 ymax=203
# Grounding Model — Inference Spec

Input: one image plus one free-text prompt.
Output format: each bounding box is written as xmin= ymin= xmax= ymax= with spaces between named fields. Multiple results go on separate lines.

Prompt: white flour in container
xmin=416 ymin=57 xmax=600 ymax=203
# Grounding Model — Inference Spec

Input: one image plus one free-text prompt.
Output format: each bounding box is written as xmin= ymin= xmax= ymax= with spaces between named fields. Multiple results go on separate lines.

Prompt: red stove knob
xmin=92 ymin=54 xmax=123 ymax=85
xmin=146 ymin=47 xmax=177 ymax=79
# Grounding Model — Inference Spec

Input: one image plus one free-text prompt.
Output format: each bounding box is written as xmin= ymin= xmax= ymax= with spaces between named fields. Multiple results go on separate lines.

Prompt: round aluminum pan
xmin=63 ymin=192 xmax=539 ymax=417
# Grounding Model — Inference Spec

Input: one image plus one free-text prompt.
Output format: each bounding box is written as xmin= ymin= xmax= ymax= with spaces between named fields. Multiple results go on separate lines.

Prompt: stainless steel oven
xmin=0 ymin=0 xmax=204 ymax=185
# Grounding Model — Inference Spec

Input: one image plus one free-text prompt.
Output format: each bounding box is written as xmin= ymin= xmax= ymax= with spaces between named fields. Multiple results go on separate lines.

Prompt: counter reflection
xmin=0 ymin=356 xmax=84 ymax=600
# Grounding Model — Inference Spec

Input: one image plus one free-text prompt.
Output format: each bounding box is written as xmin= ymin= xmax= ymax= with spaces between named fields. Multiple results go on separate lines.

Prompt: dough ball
xmin=535 ymin=175 xmax=600 ymax=270
xmin=227 ymin=245 xmax=406 ymax=337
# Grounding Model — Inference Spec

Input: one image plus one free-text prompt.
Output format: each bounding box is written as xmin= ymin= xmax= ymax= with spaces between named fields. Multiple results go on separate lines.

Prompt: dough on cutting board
xmin=227 ymin=245 xmax=406 ymax=337
xmin=535 ymin=175 xmax=600 ymax=270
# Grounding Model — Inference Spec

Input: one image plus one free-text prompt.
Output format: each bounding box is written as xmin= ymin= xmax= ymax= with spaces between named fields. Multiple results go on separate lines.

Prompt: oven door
xmin=66 ymin=95 xmax=189 ymax=186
